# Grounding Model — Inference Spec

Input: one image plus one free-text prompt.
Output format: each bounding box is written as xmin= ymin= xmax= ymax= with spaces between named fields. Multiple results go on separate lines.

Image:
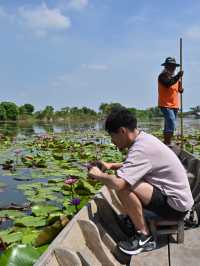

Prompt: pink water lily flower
xmin=64 ymin=177 xmax=78 ymax=185
xmin=14 ymin=149 xmax=22 ymax=155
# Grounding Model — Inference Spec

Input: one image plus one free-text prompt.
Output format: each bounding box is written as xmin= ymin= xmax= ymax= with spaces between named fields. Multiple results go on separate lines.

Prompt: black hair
xmin=105 ymin=107 xmax=137 ymax=133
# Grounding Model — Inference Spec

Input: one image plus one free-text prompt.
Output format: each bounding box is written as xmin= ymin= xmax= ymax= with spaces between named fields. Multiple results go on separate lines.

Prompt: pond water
xmin=0 ymin=117 xmax=199 ymax=212
xmin=0 ymin=117 xmax=200 ymax=137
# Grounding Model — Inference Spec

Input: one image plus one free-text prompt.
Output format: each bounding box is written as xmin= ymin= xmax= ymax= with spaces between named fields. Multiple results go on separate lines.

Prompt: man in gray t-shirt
xmin=88 ymin=108 xmax=194 ymax=256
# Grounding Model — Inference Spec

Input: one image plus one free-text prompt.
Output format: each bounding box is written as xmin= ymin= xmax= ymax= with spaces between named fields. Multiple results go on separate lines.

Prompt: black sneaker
xmin=113 ymin=213 xmax=135 ymax=237
xmin=118 ymin=231 xmax=153 ymax=255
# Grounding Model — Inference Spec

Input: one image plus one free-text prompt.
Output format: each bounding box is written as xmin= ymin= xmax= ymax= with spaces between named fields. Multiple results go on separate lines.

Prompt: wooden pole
xmin=180 ymin=38 xmax=183 ymax=149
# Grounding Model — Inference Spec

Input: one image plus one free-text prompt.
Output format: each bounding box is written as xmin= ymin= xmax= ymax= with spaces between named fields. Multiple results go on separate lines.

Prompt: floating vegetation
xmin=0 ymin=128 xmax=200 ymax=264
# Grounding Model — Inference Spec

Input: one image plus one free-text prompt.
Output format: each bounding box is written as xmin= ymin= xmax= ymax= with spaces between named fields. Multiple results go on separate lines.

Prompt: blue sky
xmin=0 ymin=0 xmax=200 ymax=111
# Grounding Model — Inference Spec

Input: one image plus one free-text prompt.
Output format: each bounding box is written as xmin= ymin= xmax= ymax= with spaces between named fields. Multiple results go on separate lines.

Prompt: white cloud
xmin=186 ymin=26 xmax=200 ymax=39
xmin=18 ymin=3 xmax=71 ymax=36
xmin=82 ymin=64 xmax=108 ymax=71
xmin=68 ymin=0 xmax=88 ymax=10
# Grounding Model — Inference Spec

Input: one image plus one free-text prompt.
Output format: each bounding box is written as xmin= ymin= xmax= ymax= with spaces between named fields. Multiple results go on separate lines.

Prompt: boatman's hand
xmin=88 ymin=166 xmax=103 ymax=180
xmin=179 ymin=87 xmax=184 ymax=93
xmin=178 ymin=70 xmax=184 ymax=78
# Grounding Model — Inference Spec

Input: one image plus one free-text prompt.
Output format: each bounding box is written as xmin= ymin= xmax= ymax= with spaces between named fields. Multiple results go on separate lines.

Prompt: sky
xmin=0 ymin=0 xmax=200 ymax=111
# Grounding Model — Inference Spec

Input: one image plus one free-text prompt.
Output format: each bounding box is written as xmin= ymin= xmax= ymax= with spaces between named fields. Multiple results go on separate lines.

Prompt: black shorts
xmin=145 ymin=186 xmax=187 ymax=220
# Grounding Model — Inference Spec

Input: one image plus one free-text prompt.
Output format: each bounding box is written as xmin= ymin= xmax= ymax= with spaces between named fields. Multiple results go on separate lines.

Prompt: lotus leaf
xmin=14 ymin=176 xmax=33 ymax=181
xmin=0 ymin=244 xmax=48 ymax=266
xmin=23 ymin=190 xmax=36 ymax=197
xmin=52 ymin=153 xmax=63 ymax=160
xmin=59 ymin=162 xmax=73 ymax=169
xmin=26 ymin=195 xmax=47 ymax=203
xmin=49 ymin=186 xmax=62 ymax=192
xmin=47 ymin=212 xmax=64 ymax=224
xmin=17 ymin=183 xmax=42 ymax=191
xmin=15 ymin=216 xmax=47 ymax=227
xmin=65 ymin=168 xmax=87 ymax=178
xmin=0 ymin=231 xmax=23 ymax=244
xmin=31 ymin=204 xmax=60 ymax=217
xmin=48 ymin=177 xmax=65 ymax=183
xmin=0 ymin=210 xmax=25 ymax=219
xmin=0 ymin=228 xmax=13 ymax=238
xmin=41 ymin=193 xmax=58 ymax=201
xmin=34 ymin=216 xmax=69 ymax=247
xmin=21 ymin=230 xmax=40 ymax=245
xmin=62 ymin=190 xmax=71 ymax=195
xmin=74 ymin=179 xmax=96 ymax=195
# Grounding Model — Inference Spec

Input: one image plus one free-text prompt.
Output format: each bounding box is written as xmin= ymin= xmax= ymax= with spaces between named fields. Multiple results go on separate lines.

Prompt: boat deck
xmin=133 ymin=228 xmax=200 ymax=266
xmin=34 ymin=186 xmax=200 ymax=266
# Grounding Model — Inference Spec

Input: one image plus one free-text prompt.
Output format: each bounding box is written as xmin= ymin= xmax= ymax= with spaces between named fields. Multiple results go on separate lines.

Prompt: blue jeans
xmin=160 ymin=107 xmax=178 ymax=133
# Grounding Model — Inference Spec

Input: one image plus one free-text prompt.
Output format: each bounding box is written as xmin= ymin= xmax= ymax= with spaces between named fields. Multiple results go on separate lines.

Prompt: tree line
xmin=0 ymin=101 xmax=199 ymax=121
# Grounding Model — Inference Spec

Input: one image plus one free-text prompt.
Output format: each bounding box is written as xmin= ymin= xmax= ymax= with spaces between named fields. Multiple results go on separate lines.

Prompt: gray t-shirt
xmin=117 ymin=131 xmax=194 ymax=212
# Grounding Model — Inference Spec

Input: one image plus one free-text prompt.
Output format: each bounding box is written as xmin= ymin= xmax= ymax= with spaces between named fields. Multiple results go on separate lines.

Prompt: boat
xmin=34 ymin=146 xmax=200 ymax=266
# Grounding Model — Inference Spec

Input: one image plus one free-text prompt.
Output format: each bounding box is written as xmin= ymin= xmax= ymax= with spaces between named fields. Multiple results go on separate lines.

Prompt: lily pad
xmin=14 ymin=176 xmax=33 ymax=181
xmin=48 ymin=177 xmax=65 ymax=183
xmin=15 ymin=216 xmax=47 ymax=227
xmin=74 ymin=179 xmax=96 ymax=195
xmin=0 ymin=210 xmax=25 ymax=219
xmin=21 ymin=229 xmax=40 ymax=245
xmin=31 ymin=204 xmax=60 ymax=217
xmin=0 ymin=244 xmax=48 ymax=266
xmin=65 ymin=169 xmax=87 ymax=178
xmin=0 ymin=231 xmax=23 ymax=244
xmin=34 ymin=216 xmax=69 ymax=247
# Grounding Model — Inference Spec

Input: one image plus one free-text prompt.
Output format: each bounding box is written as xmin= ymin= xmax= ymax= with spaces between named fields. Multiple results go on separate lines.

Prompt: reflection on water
xmin=0 ymin=117 xmax=199 ymax=137
xmin=0 ymin=120 xmax=99 ymax=137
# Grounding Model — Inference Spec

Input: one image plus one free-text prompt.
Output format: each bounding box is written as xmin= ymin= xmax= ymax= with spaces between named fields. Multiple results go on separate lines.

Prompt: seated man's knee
xmin=116 ymin=186 xmax=131 ymax=198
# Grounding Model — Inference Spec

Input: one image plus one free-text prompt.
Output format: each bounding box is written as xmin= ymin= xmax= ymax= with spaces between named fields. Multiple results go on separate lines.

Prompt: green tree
xmin=81 ymin=106 xmax=96 ymax=115
xmin=99 ymin=102 xmax=124 ymax=114
xmin=19 ymin=103 xmax=34 ymax=115
xmin=42 ymin=105 xmax=54 ymax=121
xmin=70 ymin=107 xmax=79 ymax=114
xmin=128 ymin=107 xmax=137 ymax=116
xmin=1 ymin=102 xmax=19 ymax=120
xmin=147 ymin=107 xmax=162 ymax=118
xmin=34 ymin=111 xmax=43 ymax=120
xmin=0 ymin=104 xmax=7 ymax=120
xmin=60 ymin=107 xmax=70 ymax=118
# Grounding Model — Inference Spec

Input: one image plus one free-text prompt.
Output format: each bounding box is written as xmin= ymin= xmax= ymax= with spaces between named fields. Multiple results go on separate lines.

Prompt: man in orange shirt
xmin=158 ymin=57 xmax=184 ymax=146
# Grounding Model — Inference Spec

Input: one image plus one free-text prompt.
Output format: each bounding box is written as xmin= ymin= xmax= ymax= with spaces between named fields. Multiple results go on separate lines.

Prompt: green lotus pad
xmin=0 ymin=231 xmax=23 ymax=244
xmin=0 ymin=210 xmax=25 ymax=219
xmin=21 ymin=230 xmax=40 ymax=245
xmin=0 ymin=244 xmax=48 ymax=266
xmin=15 ymin=216 xmax=47 ymax=227
xmin=31 ymin=204 xmax=61 ymax=217
xmin=48 ymin=177 xmax=65 ymax=183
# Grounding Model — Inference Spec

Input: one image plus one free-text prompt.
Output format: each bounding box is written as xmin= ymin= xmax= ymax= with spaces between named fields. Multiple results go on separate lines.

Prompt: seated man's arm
xmin=88 ymin=166 xmax=128 ymax=191
xmin=98 ymin=161 xmax=123 ymax=171
xmin=110 ymin=162 xmax=123 ymax=170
